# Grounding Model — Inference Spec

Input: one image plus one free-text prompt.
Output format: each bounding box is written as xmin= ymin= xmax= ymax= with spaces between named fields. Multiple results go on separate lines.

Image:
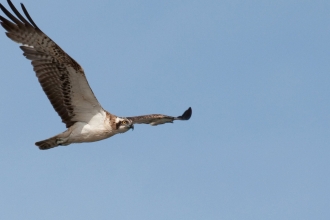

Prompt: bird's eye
xmin=122 ymin=121 xmax=127 ymax=125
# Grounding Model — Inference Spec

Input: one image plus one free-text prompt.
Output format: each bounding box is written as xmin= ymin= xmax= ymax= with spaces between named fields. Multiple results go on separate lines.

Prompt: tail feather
xmin=35 ymin=135 xmax=59 ymax=150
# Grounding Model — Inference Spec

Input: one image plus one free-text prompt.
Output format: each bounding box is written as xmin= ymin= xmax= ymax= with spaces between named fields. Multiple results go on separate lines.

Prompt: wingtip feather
xmin=177 ymin=107 xmax=192 ymax=120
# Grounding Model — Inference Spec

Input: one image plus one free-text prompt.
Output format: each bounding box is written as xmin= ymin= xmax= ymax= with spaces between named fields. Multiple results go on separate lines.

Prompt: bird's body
xmin=0 ymin=0 xmax=192 ymax=150
xmin=35 ymin=111 xmax=121 ymax=149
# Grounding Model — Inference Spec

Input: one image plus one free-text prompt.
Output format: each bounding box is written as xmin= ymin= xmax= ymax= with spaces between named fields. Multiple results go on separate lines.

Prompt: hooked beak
xmin=130 ymin=124 xmax=134 ymax=131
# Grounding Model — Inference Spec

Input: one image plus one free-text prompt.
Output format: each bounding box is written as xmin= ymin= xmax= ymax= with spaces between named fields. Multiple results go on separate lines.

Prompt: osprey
xmin=0 ymin=0 xmax=192 ymax=150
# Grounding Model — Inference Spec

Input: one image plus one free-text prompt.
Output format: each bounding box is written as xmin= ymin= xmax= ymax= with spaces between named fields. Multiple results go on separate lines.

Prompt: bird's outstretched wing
xmin=127 ymin=107 xmax=192 ymax=126
xmin=0 ymin=0 xmax=104 ymax=128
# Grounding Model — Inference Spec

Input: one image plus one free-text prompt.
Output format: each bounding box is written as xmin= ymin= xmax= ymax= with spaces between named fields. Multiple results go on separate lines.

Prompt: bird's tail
xmin=35 ymin=135 xmax=60 ymax=150
xmin=35 ymin=129 xmax=71 ymax=150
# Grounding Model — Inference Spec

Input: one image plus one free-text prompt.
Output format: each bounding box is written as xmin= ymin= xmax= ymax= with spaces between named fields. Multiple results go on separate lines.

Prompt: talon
xmin=56 ymin=138 xmax=68 ymax=146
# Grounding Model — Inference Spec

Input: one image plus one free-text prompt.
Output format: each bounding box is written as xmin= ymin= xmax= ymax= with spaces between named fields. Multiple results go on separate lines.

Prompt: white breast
xmin=67 ymin=111 xmax=114 ymax=143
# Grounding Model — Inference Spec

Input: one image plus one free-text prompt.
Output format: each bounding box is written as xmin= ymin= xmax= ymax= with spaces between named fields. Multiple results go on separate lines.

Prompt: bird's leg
xmin=55 ymin=128 xmax=72 ymax=146
xmin=56 ymin=137 xmax=70 ymax=146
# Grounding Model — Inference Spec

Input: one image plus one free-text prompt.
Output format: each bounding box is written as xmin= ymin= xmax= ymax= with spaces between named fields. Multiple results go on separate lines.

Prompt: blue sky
xmin=0 ymin=0 xmax=329 ymax=219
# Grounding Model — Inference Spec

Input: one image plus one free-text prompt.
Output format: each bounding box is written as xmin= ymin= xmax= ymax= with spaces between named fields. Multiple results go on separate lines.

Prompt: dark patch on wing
xmin=177 ymin=107 xmax=192 ymax=120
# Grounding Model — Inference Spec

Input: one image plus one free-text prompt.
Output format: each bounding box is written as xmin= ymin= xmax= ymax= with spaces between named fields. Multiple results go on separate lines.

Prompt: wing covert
xmin=0 ymin=0 xmax=103 ymax=128
xmin=127 ymin=107 xmax=192 ymax=126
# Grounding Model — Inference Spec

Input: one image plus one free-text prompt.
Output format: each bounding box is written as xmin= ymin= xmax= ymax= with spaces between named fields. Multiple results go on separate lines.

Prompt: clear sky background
xmin=0 ymin=0 xmax=329 ymax=219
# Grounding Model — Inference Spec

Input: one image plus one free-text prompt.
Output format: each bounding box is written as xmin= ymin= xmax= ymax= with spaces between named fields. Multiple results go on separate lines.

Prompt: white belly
xmin=68 ymin=122 xmax=115 ymax=143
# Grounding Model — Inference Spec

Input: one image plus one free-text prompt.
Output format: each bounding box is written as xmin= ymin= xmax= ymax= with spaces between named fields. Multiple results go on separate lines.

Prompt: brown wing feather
xmin=0 ymin=1 xmax=102 ymax=128
xmin=127 ymin=107 xmax=192 ymax=126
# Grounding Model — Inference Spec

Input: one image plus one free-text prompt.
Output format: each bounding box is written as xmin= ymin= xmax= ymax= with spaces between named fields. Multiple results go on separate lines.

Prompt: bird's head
xmin=115 ymin=117 xmax=134 ymax=133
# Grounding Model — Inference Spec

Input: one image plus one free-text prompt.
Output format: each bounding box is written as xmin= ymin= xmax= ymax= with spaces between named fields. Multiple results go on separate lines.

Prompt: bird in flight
xmin=0 ymin=0 xmax=192 ymax=150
